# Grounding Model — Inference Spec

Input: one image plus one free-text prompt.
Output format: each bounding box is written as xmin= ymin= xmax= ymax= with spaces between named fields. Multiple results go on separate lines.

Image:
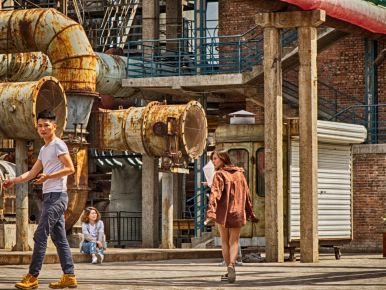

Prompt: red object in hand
xmin=2 ymin=179 xmax=14 ymax=189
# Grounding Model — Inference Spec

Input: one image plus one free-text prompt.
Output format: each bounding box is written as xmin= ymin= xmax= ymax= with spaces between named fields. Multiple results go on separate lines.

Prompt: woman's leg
xmin=218 ymin=224 xmax=230 ymax=266
xmin=228 ymin=228 xmax=241 ymax=266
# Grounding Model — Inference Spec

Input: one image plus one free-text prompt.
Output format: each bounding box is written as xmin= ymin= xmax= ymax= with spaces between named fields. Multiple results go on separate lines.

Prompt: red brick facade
xmin=348 ymin=146 xmax=386 ymax=252
xmin=219 ymin=0 xmax=263 ymax=36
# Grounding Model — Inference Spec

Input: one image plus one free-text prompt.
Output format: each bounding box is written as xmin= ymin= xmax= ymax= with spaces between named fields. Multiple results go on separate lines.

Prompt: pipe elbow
xmin=1 ymin=8 xmax=97 ymax=92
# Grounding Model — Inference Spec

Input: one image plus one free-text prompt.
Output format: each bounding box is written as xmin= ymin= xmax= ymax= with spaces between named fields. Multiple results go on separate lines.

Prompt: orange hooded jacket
xmin=207 ymin=165 xmax=256 ymax=228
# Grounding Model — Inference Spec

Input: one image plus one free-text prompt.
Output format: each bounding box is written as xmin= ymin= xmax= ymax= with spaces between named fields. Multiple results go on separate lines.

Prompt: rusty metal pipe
xmin=98 ymin=101 xmax=208 ymax=159
xmin=0 ymin=8 xmax=97 ymax=93
xmin=0 ymin=53 xmax=52 ymax=81
xmin=0 ymin=76 xmax=67 ymax=140
xmin=0 ymin=52 xmax=134 ymax=97
xmin=95 ymin=53 xmax=136 ymax=97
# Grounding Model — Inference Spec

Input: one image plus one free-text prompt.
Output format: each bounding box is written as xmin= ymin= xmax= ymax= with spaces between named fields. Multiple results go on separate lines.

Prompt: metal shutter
xmin=289 ymin=141 xmax=352 ymax=241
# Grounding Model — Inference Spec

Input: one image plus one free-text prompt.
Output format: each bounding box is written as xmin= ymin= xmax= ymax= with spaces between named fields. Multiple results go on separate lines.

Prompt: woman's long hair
xmin=81 ymin=206 xmax=101 ymax=223
xmin=210 ymin=150 xmax=233 ymax=166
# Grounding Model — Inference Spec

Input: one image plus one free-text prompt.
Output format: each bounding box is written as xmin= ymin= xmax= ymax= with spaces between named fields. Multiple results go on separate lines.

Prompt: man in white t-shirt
xmin=2 ymin=110 xmax=77 ymax=289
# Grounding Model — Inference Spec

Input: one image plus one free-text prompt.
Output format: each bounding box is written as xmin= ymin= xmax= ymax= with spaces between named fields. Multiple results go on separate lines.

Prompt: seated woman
xmin=80 ymin=207 xmax=106 ymax=264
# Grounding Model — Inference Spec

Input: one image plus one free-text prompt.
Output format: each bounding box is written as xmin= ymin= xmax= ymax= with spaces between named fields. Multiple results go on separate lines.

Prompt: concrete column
xmin=142 ymin=0 xmax=160 ymax=39
xmin=166 ymin=0 xmax=182 ymax=51
xmin=172 ymin=174 xmax=182 ymax=219
xmin=263 ymin=26 xmax=284 ymax=263
xmin=298 ymin=26 xmax=319 ymax=263
xmin=141 ymin=156 xmax=159 ymax=248
xmin=13 ymin=140 xmax=29 ymax=251
xmin=161 ymin=172 xmax=174 ymax=249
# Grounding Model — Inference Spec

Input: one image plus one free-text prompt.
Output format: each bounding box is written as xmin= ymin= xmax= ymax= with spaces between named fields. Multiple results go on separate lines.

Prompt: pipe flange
xmin=180 ymin=100 xmax=208 ymax=159
xmin=65 ymin=90 xmax=99 ymax=98
xmin=141 ymin=101 xmax=160 ymax=156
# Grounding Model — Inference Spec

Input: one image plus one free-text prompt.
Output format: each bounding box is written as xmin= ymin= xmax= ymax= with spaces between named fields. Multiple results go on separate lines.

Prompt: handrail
xmin=290 ymin=68 xmax=365 ymax=105
xmin=329 ymin=103 xmax=386 ymax=120
xmin=131 ymin=26 xmax=261 ymax=44
xmin=128 ymin=27 xmax=298 ymax=78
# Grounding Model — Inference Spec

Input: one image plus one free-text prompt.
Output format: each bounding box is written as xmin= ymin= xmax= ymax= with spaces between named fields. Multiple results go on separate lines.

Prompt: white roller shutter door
xmin=289 ymin=141 xmax=352 ymax=241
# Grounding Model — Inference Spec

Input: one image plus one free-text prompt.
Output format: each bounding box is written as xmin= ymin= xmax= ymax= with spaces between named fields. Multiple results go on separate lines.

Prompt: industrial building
xmin=0 ymin=0 xmax=385 ymax=265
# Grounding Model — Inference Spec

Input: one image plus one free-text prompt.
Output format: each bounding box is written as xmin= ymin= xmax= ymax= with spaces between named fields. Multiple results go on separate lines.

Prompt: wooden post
xmin=141 ymin=156 xmax=159 ymax=248
xmin=161 ymin=172 xmax=174 ymax=249
xmin=13 ymin=140 xmax=29 ymax=251
xmin=298 ymin=26 xmax=319 ymax=263
xmin=263 ymin=26 xmax=284 ymax=263
xmin=256 ymin=10 xmax=325 ymax=263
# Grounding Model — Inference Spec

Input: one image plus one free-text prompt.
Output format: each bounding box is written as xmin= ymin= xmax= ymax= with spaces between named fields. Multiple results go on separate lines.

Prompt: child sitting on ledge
xmin=80 ymin=207 xmax=106 ymax=264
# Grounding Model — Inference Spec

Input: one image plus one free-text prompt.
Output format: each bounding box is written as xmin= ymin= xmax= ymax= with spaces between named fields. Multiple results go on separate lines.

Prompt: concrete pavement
xmin=0 ymin=254 xmax=385 ymax=289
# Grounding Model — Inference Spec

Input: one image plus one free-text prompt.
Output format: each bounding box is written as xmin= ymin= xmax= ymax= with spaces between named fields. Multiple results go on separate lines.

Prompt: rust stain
xmin=18 ymin=18 xmax=35 ymax=49
xmin=64 ymin=143 xmax=89 ymax=230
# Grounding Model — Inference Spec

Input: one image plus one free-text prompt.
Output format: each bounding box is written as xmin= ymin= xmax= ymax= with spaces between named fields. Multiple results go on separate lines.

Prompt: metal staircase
xmin=282 ymin=77 xmax=365 ymax=121
xmin=99 ymin=0 xmax=139 ymax=51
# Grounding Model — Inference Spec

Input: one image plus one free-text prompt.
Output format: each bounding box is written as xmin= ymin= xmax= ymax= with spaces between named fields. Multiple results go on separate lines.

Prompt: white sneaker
xmin=91 ymin=254 xmax=98 ymax=264
xmin=98 ymin=253 xmax=104 ymax=264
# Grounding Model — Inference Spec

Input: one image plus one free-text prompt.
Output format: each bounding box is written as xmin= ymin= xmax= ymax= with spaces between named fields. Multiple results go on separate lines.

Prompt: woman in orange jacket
xmin=206 ymin=150 xmax=258 ymax=283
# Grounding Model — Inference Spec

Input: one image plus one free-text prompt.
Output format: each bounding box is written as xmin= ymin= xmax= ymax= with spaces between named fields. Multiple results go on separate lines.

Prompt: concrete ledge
xmin=353 ymin=144 xmax=386 ymax=154
xmin=0 ymin=248 xmax=223 ymax=265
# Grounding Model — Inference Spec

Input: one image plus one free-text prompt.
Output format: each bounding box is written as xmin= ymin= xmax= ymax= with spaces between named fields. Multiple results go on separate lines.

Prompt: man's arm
xmin=35 ymin=153 xmax=75 ymax=184
xmin=2 ymin=160 xmax=43 ymax=188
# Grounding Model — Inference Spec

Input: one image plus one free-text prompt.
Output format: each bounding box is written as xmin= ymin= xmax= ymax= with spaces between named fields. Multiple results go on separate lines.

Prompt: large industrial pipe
xmin=96 ymin=53 xmax=135 ymax=97
xmin=0 ymin=53 xmax=51 ymax=82
xmin=0 ymin=52 xmax=134 ymax=97
xmin=97 ymin=101 xmax=208 ymax=159
xmin=280 ymin=0 xmax=386 ymax=34
xmin=0 ymin=8 xmax=97 ymax=132
xmin=0 ymin=8 xmax=96 ymax=92
xmin=0 ymin=76 xmax=67 ymax=140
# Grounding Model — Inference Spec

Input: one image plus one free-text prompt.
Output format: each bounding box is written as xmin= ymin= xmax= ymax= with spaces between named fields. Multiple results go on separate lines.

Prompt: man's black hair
xmin=37 ymin=110 xmax=56 ymax=121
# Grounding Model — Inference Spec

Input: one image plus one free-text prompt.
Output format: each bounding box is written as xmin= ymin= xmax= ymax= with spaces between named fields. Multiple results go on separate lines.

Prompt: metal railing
xmin=127 ymin=27 xmax=298 ymax=78
xmin=329 ymin=104 xmax=386 ymax=143
xmin=283 ymin=79 xmax=365 ymax=121
xmin=101 ymin=211 xmax=142 ymax=247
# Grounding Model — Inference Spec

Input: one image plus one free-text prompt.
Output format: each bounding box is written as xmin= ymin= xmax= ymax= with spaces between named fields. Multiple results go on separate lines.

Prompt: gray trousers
xmin=29 ymin=192 xmax=75 ymax=277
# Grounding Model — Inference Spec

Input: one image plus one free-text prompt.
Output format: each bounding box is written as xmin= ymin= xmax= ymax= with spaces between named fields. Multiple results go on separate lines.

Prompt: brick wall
xmin=219 ymin=0 xmax=263 ymax=36
xmin=218 ymin=1 xmax=266 ymax=122
xmin=346 ymin=145 xmax=386 ymax=252
xmin=317 ymin=36 xmax=366 ymax=109
xmin=246 ymin=99 xmax=264 ymax=125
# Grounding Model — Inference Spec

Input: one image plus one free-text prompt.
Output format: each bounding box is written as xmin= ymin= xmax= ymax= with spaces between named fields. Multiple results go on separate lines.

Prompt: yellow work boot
xmin=48 ymin=274 xmax=77 ymax=289
xmin=15 ymin=273 xmax=38 ymax=289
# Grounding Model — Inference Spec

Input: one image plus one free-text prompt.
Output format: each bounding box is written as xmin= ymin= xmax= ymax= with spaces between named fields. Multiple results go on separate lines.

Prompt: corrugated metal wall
xmin=289 ymin=141 xmax=352 ymax=241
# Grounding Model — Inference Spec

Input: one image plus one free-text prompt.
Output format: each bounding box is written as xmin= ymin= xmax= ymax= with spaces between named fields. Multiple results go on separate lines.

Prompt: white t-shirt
xmin=38 ymin=138 xmax=69 ymax=194
xmin=89 ymin=224 xmax=97 ymax=238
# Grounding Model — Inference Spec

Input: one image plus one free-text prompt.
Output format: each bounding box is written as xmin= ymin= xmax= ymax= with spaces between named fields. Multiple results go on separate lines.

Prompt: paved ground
xmin=0 ymin=254 xmax=385 ymax=290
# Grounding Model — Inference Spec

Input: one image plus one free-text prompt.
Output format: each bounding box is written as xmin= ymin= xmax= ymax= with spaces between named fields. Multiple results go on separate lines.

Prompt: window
xmin=228 ymin=149 xmax=249 ymax=182
xmin=256 ymin=148 xmax=265 ymax=197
